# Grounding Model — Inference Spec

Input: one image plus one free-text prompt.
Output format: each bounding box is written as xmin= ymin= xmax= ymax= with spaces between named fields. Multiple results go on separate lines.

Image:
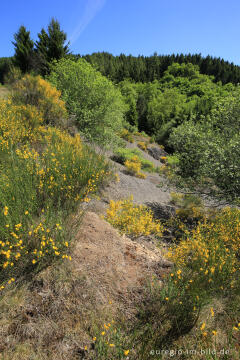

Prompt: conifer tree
xmin=35 ymin=28 xmax=50 ymax=75
xmin=35 ymin=18 xmax=70 ymax=75
xmin=47 ymin=18 xmax=70 ymax=61
xmin=12 ymin=26 xmax=34 ymax=73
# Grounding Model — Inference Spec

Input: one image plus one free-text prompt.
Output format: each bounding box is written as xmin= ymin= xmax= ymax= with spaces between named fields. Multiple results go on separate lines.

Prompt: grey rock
xmin=147 ymin=146 xmax=168 ymax=160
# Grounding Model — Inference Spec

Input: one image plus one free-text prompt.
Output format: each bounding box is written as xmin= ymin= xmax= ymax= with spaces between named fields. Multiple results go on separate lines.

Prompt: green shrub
xmin=3 ymin=66 xmax=22 ymax=85
xmin=113 ymin=148 xmax=155 ymax=172
xmin=169 ymin=119 xmax=240 ymax=202
xmin=48 ymin=58 xmax=126 ymax=149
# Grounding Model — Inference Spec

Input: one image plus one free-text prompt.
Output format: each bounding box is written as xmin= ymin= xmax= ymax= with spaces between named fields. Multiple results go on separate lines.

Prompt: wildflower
xmin=101 ymin=331 xmax=105 ymax=336
xmin=124 ymin=350 xmax=130 ymax=356
xmin=210 ymin=267 xmax=215 ymax=274
xmin=210 ymin=308 xmax=214 ymax=317
xmin=165 ymin=297 xmax=169 ymax=301
xmin=109 ymin=344 xmax=115 ymax=347
xmin=212 ymin=330 xmax=217 ymax=336
xmin=3 ymin=206 xmax=8 ymax=216
xmin=32 ymin=259 xmax=36 ymax=264
xmin=200 ymin=322 xmax=206 ymax=331
xmin=93 ymin=337 xmax=96 ymax=341
xmin=25 ymin=210 xmax=29 ymax=215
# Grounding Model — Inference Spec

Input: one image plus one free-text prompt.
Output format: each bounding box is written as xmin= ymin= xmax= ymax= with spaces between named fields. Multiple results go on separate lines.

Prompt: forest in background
xmin=2 ymin=51 xmax=240 ymax=84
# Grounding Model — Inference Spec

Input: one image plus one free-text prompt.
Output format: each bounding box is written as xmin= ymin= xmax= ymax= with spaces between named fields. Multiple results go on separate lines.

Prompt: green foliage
xmin=48 ymin=58 xmax=126 ymax=148
xmin=169 ymin=89 xmax=240 ymax=202
xmin=12 ymin=26 xmax=34 ymax=73
xmin=112 ymin=63 xmax=231 ymax=146
xmin=131 ymin=206 xmax=240 ymax=359
xmin=34 ymin=28 xmax=49 ymax=75
xmin=3 ymin=66 xmax=22 ymax=85
xmin=80 ymin=51 xmax=240 ymax=85
xmin=163 ymin=62 xmax=200 ymax=79
xmin=147 ymin=88 xmax=187 ymax=132
xmin=35 ymin=18 xmax=70 ymax=75
xmin=0 ymin=57 xmax=13 ymax=84
xmin=113 ymin=148 xmax=155 ymax=172
xmin=118 ymin=79 xmax=138 ymax=126
xmin=0 ymin=115 xmax=110 ymax=287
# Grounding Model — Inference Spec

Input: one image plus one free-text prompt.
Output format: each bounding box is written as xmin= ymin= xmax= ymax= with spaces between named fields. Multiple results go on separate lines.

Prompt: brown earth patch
xmin=72 ymin=211 xmax=172 ymax=307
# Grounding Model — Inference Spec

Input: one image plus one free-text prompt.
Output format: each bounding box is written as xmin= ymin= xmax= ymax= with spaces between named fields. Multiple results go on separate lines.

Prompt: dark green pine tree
xmin=47 ymin=18 xmax=70 ymax=62
xmin=12 ymin=25 xmax=34 ymax=73
xmin=35 ymin=18 xmax=70 ymax=75
xmin=35 ymin=28 xmax=50 ymax=75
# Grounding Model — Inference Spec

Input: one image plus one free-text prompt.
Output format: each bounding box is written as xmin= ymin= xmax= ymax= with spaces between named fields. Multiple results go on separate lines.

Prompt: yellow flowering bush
xmin=137 ymin=141 xmax=148 ymax=151
xmin=167 ymin=207 xmax=240 ymax=293
xmin=90 ymin=319 xmax=131 ymax=359
xmin=0 ymin=100 xmax=111 ymax=289
xmin=119 ymin=128 xmax=134 ymax=143
xmin=104 ymin=196 xmax=164 ymax=237
xmin=11 ymin=74 xmax=67 ymax=125
xmin=0 ymin=99 xmax=44 ymax=148
xmin=124 ymin=156 xmax=146 ymax=179
xmin=171 ymin=192 xmax=205 ymax=224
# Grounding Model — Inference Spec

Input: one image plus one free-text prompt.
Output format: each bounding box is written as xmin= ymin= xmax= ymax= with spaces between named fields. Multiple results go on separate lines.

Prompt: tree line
xmin=1 ymin=20 xmax=240 ymax=86
xmin=78 ymin=52 xmax=240 ymax=85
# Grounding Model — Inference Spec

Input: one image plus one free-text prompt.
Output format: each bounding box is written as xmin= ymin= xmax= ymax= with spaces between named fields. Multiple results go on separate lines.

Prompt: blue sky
xmin=1 ymin=0 xmax=240 ymax=65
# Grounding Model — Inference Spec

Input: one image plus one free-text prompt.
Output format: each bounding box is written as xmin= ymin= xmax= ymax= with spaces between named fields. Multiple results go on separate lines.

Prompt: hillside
xmin=1 ymin=128 xmax=240 ymax=359
xmin=0 ymin=63 xmax=239 ymax=359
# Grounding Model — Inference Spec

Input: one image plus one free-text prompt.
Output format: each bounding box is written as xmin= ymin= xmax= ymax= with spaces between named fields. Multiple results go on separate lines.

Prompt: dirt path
xmin=71 ymin=139 xmax=174 ymax=312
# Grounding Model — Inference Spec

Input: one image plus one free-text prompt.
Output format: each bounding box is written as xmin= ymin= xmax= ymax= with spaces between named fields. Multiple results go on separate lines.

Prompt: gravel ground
xmin=81 ymin=138 xmax=232 ymax=217
xmin=81 ymin=140 xmax=175 ymax=215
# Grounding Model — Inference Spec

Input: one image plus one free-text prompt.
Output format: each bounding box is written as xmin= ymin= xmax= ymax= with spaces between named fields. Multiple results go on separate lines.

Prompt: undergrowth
xmin=0 ymin=77 xmax=111 ymax=291
xmin=113 ymin=147 xmax=156 ymax=172
xmin=103 ymin=195 xmax=164 ymax=238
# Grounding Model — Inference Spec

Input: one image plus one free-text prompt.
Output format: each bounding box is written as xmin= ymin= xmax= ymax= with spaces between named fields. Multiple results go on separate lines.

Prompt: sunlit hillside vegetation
xmin=0 ymin=23 xmax=239 ymax=358
xmin=0 ymin=76 xmax=111 ymax=293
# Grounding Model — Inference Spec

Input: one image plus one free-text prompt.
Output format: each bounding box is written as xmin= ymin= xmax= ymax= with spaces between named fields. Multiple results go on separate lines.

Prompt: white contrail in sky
xmin=69 ymin=0 xmax=106 ymax=45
